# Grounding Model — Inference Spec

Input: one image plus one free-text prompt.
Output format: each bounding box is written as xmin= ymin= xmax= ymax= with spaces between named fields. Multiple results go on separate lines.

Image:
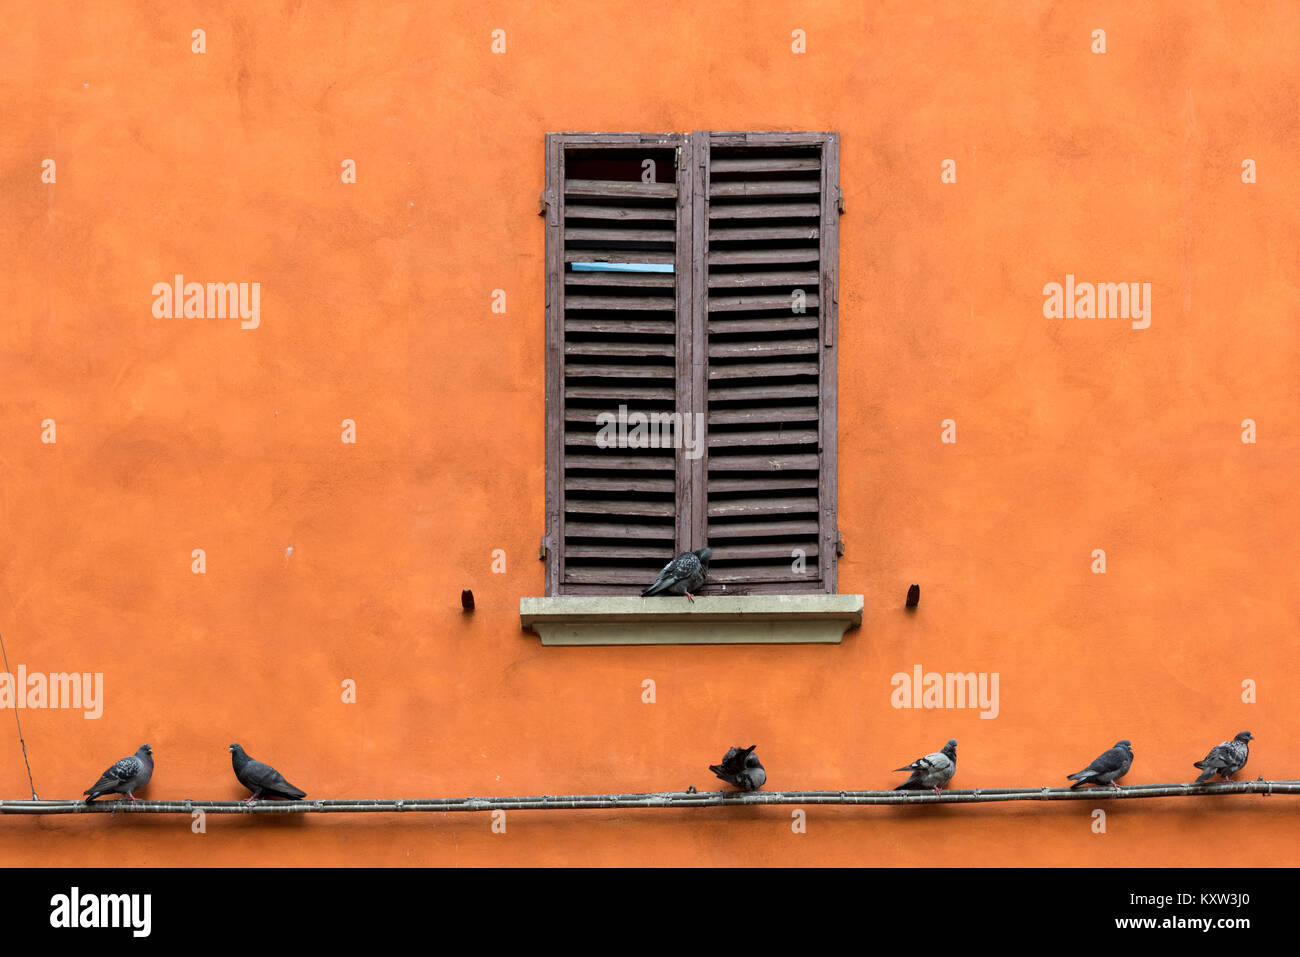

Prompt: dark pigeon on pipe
xmin=84 ymin=745 xmax=153 ymax=803
xmin=230 ymin=743 xmax=307 ymax=803
xmin=710 ymin=745 xmax=765 ymax=791
xmin=1194 ymin=731 xmax=1253 ymax=783
xmin=894 ymin=738 xmax=957 ymax=792
xmin=641 ymin=547 xmax=711 ymax=603
xmin=1067 ymin=740 xmax=1134 ymax=789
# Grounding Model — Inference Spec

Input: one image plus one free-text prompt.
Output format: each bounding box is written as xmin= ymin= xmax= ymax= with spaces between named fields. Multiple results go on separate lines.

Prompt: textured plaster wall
xmin=1 ymin=1 xmax=1298 ymax=865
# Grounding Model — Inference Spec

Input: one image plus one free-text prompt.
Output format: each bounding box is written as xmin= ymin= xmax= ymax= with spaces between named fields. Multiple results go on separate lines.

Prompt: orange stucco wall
xmin=2 ymin=1 xmax=1298 ymax=866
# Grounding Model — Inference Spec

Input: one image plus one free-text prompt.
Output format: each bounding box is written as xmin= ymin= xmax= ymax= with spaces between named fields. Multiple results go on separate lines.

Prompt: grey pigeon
xmin=1194 ymin=731 xmax=1253 ymax=783
xmin=641 ymin=547 xmax=711 ymax=603
xmin=1068 ymin=740 xmax=1134 ymax=789
xmin=84 ymin=744 xmax=153 ymax=803
xmin=710 ymin=745 xmax=765 ymax=791
xmin=894 ymin=738 xmax=957 ymax=792
xmin=229 ymin=743 xmax=307 ymax=802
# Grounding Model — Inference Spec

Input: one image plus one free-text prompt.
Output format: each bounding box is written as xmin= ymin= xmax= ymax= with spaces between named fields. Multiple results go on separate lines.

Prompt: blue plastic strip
xmin=570 ymin=262 xmax=674 ymax=273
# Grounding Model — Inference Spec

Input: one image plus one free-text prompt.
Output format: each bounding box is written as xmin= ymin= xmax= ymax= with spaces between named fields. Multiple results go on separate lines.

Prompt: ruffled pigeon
xmin=84 ymin=744 xmax=153 ymax=803
xmin=894 ymin=738 xmax=957 ymax=792
xmin=710 ymin=745 xmax=765 ymax=791
xmin=1194 ymin=731 xmax=1253 ymax=783
xmin=641 ymin=547 xmax=711 ymax=603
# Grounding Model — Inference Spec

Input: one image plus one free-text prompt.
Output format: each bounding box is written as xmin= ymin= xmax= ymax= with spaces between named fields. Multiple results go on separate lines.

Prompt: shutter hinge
xmin=836 ymin=189 xmax=846 ymax=215
xmin=538 ymin=536 xmax=548 ymax=560
xmin=540 ymin=188 xmax=559 ymax=224
xmin=835 ymin=531 xmax=845 ymax=556
xmin=675 ymin=145 xmax=683 ymax=170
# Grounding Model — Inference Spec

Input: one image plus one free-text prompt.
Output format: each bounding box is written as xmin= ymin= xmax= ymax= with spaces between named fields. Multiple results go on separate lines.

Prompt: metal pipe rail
xmin=2 ymin=779 xmax=1298 ymax=815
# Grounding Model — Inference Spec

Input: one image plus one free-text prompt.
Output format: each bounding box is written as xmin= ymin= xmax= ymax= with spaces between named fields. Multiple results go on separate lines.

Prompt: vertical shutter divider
xmin=673 ymin=136 xmax=695 ymax=554
xmin=544 ymin=134 xmax=564 ymax=595
xmin=818 ymin=133 xmax=840 ymax=592
xmin=691 ymin=131 xmax=711 ymax=554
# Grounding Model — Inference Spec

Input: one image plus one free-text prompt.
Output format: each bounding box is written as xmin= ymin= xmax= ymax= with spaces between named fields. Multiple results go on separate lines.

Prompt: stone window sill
xmin=519 ymin=595 xmax=863 ymax=645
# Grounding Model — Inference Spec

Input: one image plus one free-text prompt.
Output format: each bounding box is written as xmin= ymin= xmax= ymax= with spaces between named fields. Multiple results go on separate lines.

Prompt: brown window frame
xmin=542 ymin=130 xmax=840 ymax=597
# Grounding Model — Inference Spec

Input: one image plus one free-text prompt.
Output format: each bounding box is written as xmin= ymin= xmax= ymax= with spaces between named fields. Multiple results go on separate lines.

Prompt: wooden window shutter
xmin=544 ymin=131 xmax=838 ymax=597
xmin=543 ymin=134 xmax=694 ymax=595
xmin=693 ymin=131 xmax=840 ymax=594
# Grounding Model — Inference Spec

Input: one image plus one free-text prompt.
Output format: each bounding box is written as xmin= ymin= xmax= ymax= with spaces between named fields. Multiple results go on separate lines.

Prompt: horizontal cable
xmin=2 ymin=780 xmax=1298 ymax=815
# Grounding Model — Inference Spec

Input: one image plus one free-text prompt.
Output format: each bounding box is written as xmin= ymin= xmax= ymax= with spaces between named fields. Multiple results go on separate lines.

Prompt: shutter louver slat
xmin=565 ymin=178 xmax=678 ymax=199
xmin=564 ymin=521 xmax=676 ymax=539
xmin=565 ymin=227 xmax=676 ymax=243
xmin=708 ymin=361 xmax=819 ymax=379
xmin=706 ymin=566 xmax=817 ymax=584
xmin=563 ymin=567 xmax=673 ymax=585
xmin=707 ymin=382 xmax=818 ymax=401
xmin=565 ymin=249 xmax=676 ymax=264
xmin=708 ymin=249 xmax=820 ymax=265
xmin=713 ymin=542 xmax=820 ymax=558
xmin=708 ymin=429 xmax=819 ymax=447
xmin=565 ymin=318 xmax=675 ymax=334
xmin=565 ymin=362 xmax=675 ymax=378
xmin=709 ymin=156 xmax=820 ymax=172
xmin=564 ymin=384 xmax=675 ymax=400
xmin=709 ymin=226 xmax=820 ymax=241
xmin=708 ymin=405 xmax=818 ymax=424
xmin=563 ymin=455 xmax=676 ymax=471
xmin=564 ymin=499 xmax=676 ymax=516
xmin=708 ymin=269 xmax=820 ymax=288
xmin=708 ymin=294 xmax=821 ymax=312
xmin=564 ymin=204 xmax=677 ymax=221
xmin=705 ymin=519 xmax=819 ymax=537
xmin=566 ymin=273 xmax=676 ymax=289
xmin=709 ymin=179 xmax=821 ymax=197
xmin=564 ymin=294 xmax=676 ymax=311
xmin=565 ymin=340 xmax=675 ymax=357
xmin=707 ymin=318 xmax=820 ymax=335
xmin=709 ymin=202 xmax=820 ymax=219
xmin=565 ymin=476 xmax=675 ymax=493
xmin=707 ymin=339 xmax=819 ymax=358
xmin=708 ymin=496 xmax=819 ymax=516
xmin=564 ymin=545 xmax=677 ymax=559
xmin=707 ymin=453 xmax=820 ymax=470
xmin=706 ymin=476 xmax=819 ymax=492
